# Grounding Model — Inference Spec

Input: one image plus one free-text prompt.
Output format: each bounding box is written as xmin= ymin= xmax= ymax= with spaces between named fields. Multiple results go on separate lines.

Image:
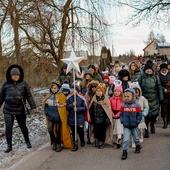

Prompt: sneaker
xmin=94 ymin=139 xmax=99 ymax=147
xmin=98 ymin=141 xmax=105 ymax=149
xmin=56 ymin=144 xmax=62 ymax=152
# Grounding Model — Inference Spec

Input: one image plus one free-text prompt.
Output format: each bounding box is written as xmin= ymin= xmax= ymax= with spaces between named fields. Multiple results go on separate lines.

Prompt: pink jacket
xmin=110 ymin=96 xmax=123 ymax=118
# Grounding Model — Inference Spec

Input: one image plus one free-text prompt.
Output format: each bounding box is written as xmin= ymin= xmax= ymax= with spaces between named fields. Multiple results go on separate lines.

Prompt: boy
xmin=120 ymin=88 xmax=142 ymax=160
xmin=67 ymin=84 xmax=87 ymax=151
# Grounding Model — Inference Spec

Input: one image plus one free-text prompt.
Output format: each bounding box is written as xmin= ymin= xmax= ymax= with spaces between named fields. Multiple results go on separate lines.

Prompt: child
xmin=131 ymin=82 xmax=149 ymax=147
xmin=44 ymin=79 xmax=72 ymax=152
xmin=61 ymin=81 xmax=71 ymax=97
xmin=89 ymin=83 xmax=113 ymax=149
xmin=110 ymin=83 xmax=124 ymax=148
xmin=120 ymin=88 xmax=142 ymax=160
xmin=67 ymin=84 xmax=87 ymax=151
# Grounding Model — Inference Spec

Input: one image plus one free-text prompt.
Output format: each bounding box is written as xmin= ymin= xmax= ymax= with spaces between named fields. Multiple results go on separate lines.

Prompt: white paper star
xmin=61 ymin=49 xmax=85 ymax=74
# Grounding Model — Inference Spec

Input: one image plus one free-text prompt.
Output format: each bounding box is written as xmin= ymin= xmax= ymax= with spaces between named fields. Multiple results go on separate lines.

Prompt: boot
xmin=117 ymin=139 xmax=122 ymax=149
xmin=4 ymin=145 xmax=12 ymax=153
xmin=56 ymin=144 xmax=62 ymax=152
xmin=72 ymin=141 xmax=78 ymax=152
xmin=121 ymin=150 xmax=127 ymax=160
xmin=150 ymin=124 xmax=155 ymax=134
xmin=26 ymin=140 xmax=32 ymax=148
xmin=162 ymin=118 xmax=168 ymax=129
xmin=134 ymin=145 xmax=141 ymax=154
xmin=80 ymin=140 xmax=85 ymax=147
xmin=52 ymin=142 xmax=57 ymax=150
xmin=144 ymin=129 xmax=149 ymax=138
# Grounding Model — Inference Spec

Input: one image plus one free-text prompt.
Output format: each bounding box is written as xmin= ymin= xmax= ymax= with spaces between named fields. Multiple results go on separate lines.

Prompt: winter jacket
xmin=67 ymin=93 xmax=87 ymax=126
xmin=93 ymin=72 xmax=103 ymax=82
xmin=131 ymin=69 xmax=141 ymax=82
xmin=45 ymin=92 xmax=60 ymax=122
xmin=131 ymin=82 xmax=149 ymax=123
xmin=0 ymin=65 xmax=36 ymax=115
xmin=120 ymin=88 xmax=142 ymax=128
xmin=158 ymin=70 xmax=170 ymax=103
xmin=110 ymin=96 xmax=123 ymax=118
xmin=137 ymin=70 xmax=164 ymax=117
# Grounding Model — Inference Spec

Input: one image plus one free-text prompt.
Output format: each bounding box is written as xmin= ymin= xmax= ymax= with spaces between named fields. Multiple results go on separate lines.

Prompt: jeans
xmin=122 ymin=127 xmax=140 ymax=150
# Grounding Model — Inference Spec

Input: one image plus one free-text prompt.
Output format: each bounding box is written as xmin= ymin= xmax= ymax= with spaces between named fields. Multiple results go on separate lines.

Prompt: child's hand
xmin=73 ymin=101 xmax=77 ymax=106
xmin=42 ymin=99 xmax=45 ymax=103
xmin=74 ymin=107 xmax=77 ymax=112
xmin=164 ymin=88 xmax=168 ymax=93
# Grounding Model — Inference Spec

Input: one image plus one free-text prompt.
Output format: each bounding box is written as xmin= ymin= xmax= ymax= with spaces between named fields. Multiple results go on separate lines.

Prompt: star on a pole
xmin=61 ymin=49 xmax=85 ymax=74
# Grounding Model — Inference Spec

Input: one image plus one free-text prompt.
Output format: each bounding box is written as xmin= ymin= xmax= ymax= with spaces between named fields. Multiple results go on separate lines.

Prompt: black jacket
xmin=0 ymin=64 xmax=36 ymax=115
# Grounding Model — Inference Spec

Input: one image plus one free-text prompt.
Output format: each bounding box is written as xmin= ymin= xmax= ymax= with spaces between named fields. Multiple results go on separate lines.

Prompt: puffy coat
xmin=0 ymin=65 xmax=36 ymax=115
xmin=67 ymin=93 xmax=87 ymax=126
xmin=137 ymin=70 xmax=164 ymax=117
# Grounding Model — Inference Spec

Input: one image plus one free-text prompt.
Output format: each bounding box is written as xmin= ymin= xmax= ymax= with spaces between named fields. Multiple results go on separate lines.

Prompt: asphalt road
xmin=5 ymin=119 xmax=170 ymax=170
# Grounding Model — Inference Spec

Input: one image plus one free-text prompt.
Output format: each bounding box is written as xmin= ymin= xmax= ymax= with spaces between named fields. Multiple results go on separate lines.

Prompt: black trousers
xmin=145 ymin=115 xmax=157 ymax=128
xmin=70 ymin=125 xmax=85 ymax=142
xmin=48 ymin=120 xmax=61 ymax=144
xmin=93 ymin=123 xmax=106 ymax=142
xmin=4 ymin=113 xmax=29 ymax=145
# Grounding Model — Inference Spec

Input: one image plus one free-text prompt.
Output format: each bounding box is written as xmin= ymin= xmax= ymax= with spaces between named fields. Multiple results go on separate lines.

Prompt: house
xmin=143 ymin=39 xmax=159 ymax=56
xmin=157 ymin=43 xmax=170 ymax=60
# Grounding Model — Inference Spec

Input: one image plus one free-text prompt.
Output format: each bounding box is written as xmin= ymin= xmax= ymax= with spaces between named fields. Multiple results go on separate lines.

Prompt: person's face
xmin=161 ymin=68 xmax=168 ymax=74
xmin=114 ymin=90 xmax=121 ymax=97
xmin=91 ymin=85 xmax=97 ymax=92
xmin=104 ymin=79 xmax=109 ymax=84
xmin=124 ymin=91 xmax=133 ymax=103
xmin=105 ymin=67 xmax=109 ymax=71
xmin=11 ymin=74 xmax=20 ymax=81
xmin=62 ymin=90 xmax=69 ymax=95
xmin=51 ymin=85 xmax=58 ymax=93
xmin=145 ymin=68 xmax=153 ymax=75
xmin=131 ymin=64 xmax=136 ymax=71
xmin=167 ymin=64 xmax=170 ymax=69
xmin=96 ymin=89 xmax=103 ymax=97
xmin=89 ymin=68 xmax=95 ymax=74
xmin=114 ymin=64 xmax=121 ymax=71
xmin=134 ymin=88 xmax=140 ymax=97
xmin=85 ymin=74 xmax=91 ymax=80
xmin=122 ymin=76 xmax=128 ymax=81
xmin=156 ymin=64 xmax=160 ymax=71
xmin=63 ymin=68 xmax=67 ymax=73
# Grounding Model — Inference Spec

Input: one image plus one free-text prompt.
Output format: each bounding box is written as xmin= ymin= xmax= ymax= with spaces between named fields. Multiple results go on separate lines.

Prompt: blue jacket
xmin=120 ymin=88 xmax=142 ymax=128
xmin=67 ymin=93 xmax=87 ymax=126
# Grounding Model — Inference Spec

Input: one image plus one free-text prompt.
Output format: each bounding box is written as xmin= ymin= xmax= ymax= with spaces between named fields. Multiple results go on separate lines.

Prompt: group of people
xmin=0 ymin=59 xmax=169 ymax=161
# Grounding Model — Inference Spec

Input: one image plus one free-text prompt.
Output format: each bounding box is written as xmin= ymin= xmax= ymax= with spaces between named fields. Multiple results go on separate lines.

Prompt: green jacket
xmin=137 ymin=71 xmax=164 ymax=117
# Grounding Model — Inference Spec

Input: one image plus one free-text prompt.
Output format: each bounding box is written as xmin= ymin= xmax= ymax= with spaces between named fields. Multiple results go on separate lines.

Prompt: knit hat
xmin=62 ymin=63 xmax=67 ymax=69
xmin=94 ymin=63 xmax=99 ymax=68
xmin=96 ymin=83 xmax=106 ymax=95
xmin=114 ymin=85 xmax=123 ymax=93
xmin=10 ymin=68 xmax=20 ymax=76
xmin=61 ymin=83 xmax=71 ymax=92
xmin=118 ymin=69 xmax=130 ymax=78
xmin=84 ymin=69 xmax=93 ymax=77
xmin=143 ymin=63 xmax=154 ymax=72
xmin=51 ymin=79 xmax=61 ymax=88
xmin=160 ymin=63 xmax=167 ymax=70
xmin=103 ymin=74 xmax=110 ymax=81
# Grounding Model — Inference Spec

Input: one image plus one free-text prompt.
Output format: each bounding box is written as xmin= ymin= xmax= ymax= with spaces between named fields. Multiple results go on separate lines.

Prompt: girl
xmin=129 ymin=61 xmax=141 ymax=82
xmin=89 ymin=83 xmax=113 ymax=149
xmin=110 ymin=82 xmax=124 ymax=148
xmin=44 ymin=79 xmax=72 ymax=152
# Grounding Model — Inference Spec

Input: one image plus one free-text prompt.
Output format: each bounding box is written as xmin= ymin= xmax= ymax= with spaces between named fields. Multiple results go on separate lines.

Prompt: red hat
xmin=103 ymin=74 xmax=110 ymax=80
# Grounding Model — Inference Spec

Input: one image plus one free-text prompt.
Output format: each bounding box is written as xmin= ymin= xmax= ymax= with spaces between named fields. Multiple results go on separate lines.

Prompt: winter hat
xmin=118 ymin=69 xmax=130 ymax=78
xmin=143 ymin=63 xmax=154 ymax=72
xmin=62 ymin=63 xmax=67 ymax=69
xmin=61 ymin=83 xmax=71 ymax=92
xmin=103 ymin=74 xmax=110 ymax=81
xmin=96 ymin=83 xmax=106 ymax=95
xmin=114 ymin=85 xmax=123 ymax=93
xmin=10 ymin=68 xmax=20 ymax=76
xmin=124 ymin=88 xmax=136 ymax=100
xmin=51 ymin=79 xmax=61 ymax=89
xmin=94 ymin=63 xmax=99 ymax=68
xmin=84 ymin=69 xmax=93 ymax=77
xmin=160 ymin=63 xmax=167 ymax=70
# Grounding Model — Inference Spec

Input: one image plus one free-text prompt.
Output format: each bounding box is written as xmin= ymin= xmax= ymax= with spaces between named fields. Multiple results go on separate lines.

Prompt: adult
xmin=112 ymin=60 xmax=122 ymax=78
xmin=129 ymin=61 xmax=141 ymax=82
xmin=158 ymin=63 xmax=170 ymax=129
xmin=88 ymin=64 xmax=103 ymax=82
xmin=0 ymin=64 xmax=36 ymax=153
xmin=58 ymin=63 xmax=73 ymax=85
xmin=138 ymin=63 xmax=163 ymax=138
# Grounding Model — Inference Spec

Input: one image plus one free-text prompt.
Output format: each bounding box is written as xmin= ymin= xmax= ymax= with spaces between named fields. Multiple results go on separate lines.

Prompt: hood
xmin=130 ymin=82 xmax=142 ymax=97
xmin=124 ymin=88 xmax=136 ymax=101
xmin=6 ymin=64 xmax=24 ymax=83
xmin=87 ymin=80 xmax=99 ymax=90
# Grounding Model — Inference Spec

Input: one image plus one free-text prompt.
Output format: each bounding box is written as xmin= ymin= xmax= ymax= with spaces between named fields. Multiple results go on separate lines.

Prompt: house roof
xmin=143 ymin=39 xmax=160 ymax=51
xmin=157 ymin=43 xmax=170 ymax=48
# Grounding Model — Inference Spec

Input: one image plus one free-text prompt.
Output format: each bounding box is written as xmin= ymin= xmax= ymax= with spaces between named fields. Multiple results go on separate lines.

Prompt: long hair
xmin=82 ymin=76 xmax=93 ymax=88
xmin=112 ymin=91 xmax=124 ymax=102
xmin=129 ymin=61 xmax=139 ymax=79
